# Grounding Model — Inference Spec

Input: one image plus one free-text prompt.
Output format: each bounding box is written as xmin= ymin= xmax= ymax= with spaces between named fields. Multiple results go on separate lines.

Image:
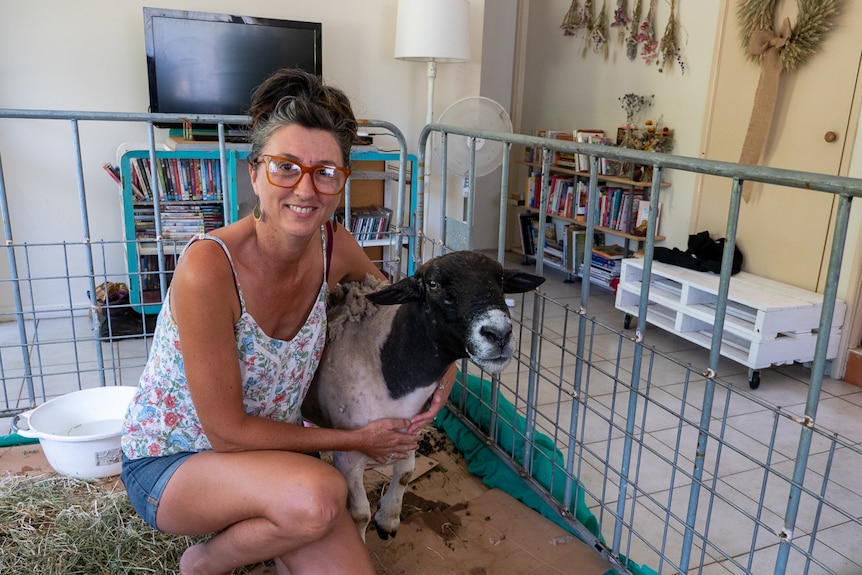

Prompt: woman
xmin=120 ymin=68 xmax=454 ymax=575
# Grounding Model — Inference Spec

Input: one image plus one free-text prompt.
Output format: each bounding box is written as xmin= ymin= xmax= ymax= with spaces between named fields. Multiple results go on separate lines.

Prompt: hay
xmin=0 ymin=473 xmax=263 ymax=574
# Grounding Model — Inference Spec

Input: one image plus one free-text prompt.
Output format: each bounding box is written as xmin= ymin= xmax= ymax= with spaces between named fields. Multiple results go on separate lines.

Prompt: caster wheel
xmin=748 ymin=370 xmax=761 ymax=389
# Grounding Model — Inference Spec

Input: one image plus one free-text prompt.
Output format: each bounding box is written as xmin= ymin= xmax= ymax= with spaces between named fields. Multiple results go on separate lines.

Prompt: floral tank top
xmin=121 ymin=227 xmax=329 ymax=460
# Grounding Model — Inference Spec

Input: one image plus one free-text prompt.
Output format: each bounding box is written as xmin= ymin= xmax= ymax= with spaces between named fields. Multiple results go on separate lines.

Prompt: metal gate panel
xmin=418 ymin=123 xmax=862 ymax=575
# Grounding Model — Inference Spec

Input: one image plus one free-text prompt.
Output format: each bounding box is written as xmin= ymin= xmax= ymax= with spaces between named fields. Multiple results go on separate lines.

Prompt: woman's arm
xmin=407 ymin=363 xmax=457 ymax=434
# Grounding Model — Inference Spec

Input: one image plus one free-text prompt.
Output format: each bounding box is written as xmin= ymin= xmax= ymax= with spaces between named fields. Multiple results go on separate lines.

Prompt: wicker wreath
xmin=738 ymin=0 xmax=839 ymax=72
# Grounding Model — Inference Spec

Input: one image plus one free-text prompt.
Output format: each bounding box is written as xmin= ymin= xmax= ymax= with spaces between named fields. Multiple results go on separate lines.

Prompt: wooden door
xmin=693 ymin=0 xmax=862 ymax=293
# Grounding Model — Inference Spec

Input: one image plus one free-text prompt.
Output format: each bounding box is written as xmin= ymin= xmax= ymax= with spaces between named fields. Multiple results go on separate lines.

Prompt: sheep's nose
xmin=481 ymin=324 xmax=512 ymax=350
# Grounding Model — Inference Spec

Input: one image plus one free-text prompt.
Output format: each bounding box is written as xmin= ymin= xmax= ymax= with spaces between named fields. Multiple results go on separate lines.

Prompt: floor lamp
xmin=394 ymin=0 xmax=470 ymax=257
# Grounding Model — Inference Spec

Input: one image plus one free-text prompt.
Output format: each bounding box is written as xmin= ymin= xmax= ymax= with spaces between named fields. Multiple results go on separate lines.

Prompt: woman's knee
xmin=274 ymin=463 xmax=348 ymax=540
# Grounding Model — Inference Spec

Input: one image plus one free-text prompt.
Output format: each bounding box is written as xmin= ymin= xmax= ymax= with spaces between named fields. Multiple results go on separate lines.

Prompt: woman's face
xmin=250 ymin=124 xmax=345 ymax=238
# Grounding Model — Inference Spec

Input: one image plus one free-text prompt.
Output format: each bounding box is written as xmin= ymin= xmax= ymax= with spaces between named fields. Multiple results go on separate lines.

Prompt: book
xmin=102 ymin=163 xmax=121 ymax=184
xmin=635 ymin=200 xmax=662 ymax=229
xmin=575 ymin=129 xmax=605 ymax=172
xmin=565 ymin=226 xmax=587 ymax=272
xmin=592 ymin=243 xmax=627 ymax=259
xmin=518 ymin=212 xmax=541 ymax=256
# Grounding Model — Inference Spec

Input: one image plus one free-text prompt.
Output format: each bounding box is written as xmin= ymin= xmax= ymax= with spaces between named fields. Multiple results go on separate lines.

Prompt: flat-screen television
xmin=143 ymin=7 xmax=322 ymax=135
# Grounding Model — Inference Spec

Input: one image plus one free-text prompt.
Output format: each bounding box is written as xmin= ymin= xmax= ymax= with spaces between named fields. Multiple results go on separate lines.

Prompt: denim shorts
xmin=121 ymin=451 xmax=196 ymax=530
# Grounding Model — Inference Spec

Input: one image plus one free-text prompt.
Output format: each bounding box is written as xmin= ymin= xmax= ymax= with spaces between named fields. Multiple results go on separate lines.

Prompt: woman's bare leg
xmin=278 ymin=504 xmax=373 ymax=574
xmin=153 ymin=450 xmax=373 ymax=575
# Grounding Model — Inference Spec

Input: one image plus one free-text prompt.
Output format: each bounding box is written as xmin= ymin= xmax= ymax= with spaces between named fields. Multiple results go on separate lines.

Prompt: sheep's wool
xmin=326 ymin=274 xmax=388 ymax=341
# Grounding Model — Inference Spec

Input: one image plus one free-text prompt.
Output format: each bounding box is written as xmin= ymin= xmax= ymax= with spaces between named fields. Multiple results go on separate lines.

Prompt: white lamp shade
xmin=394 ymin=0 xmax=471 ymax=63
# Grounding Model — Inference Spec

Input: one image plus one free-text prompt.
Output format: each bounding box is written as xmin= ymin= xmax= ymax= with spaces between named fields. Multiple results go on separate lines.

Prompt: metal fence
xmin=2 ymin=109 xmax=862 ymax=574
xmin=417 ymin=123 xmax=862 ymax=574
xmin=0 ymin=110 xmax=411 ymax=419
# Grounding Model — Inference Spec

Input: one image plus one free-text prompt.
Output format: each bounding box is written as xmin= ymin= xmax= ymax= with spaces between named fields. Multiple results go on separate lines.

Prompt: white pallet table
xmin=615 ymin=259 xmax=845 ymax=387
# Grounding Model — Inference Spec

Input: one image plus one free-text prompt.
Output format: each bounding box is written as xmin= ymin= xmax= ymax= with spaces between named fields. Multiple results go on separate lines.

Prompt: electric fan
xmin=424 ymin=96 xmax=513 ymax=255
xmin=433 ymin=96 xmax=513 ymax=178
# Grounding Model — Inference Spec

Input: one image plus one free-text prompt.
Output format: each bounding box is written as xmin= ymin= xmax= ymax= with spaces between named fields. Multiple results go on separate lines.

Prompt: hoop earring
xmin=252 ymin=203 xmax=262 ymax=222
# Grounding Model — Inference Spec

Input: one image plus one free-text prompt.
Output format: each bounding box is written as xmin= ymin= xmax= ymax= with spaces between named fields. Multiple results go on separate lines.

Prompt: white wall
xmin=0 ymin=0 xmax=485 ymax=311
xmin=518 ymin=0 xmax=721 ymax=250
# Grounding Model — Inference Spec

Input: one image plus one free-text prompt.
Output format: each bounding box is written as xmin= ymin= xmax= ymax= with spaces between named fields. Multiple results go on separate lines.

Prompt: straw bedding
xmin=0 ymin=473 xmax=263 ymax=574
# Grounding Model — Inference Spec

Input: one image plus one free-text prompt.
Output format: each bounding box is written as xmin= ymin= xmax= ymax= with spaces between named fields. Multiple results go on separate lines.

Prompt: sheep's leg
xmin=332 ymin=451 xmax=372 ymax=542
xmin=374 ymin=450 xmax=415 ymax=540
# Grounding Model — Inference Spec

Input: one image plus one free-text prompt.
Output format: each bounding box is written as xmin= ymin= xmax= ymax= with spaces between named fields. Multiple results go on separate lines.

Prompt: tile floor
xmin=1 ymin=255 xmax=860 ymax=574
xmin=488 ymin=257 xmax=862 ymax=575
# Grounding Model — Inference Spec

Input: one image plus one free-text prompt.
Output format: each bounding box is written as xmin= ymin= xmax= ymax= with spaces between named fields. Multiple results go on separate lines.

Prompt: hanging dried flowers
xmin=625 ymin=0 xmax=643 ymax=60
xmin=589 ymin=0 xmax=610 ymax=57
xmin=581 ymin=0 xmax=595 ymax=45
xmin=636 ymin=0 xmax=659 ymax=65
xmin=560 ymin=0 xmax=586 ymax=36
xmin=610 ymin=0 xmax=630 ymax=42
xmin=658 ymin=0 xmax=685 ymax=74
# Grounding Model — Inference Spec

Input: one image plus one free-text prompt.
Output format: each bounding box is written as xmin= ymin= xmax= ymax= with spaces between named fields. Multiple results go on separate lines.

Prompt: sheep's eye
xmin=427 ymin=280 xmax=439 ymax=290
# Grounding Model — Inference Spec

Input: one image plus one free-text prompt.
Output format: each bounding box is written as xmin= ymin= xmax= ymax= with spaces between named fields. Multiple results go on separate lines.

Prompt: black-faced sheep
xmin=301 ymin=250 xmax=545 ymax=541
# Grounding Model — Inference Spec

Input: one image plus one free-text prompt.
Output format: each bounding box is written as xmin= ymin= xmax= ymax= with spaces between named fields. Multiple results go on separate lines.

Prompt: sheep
xmin=301 ymin=250 xmax=545 ymax=541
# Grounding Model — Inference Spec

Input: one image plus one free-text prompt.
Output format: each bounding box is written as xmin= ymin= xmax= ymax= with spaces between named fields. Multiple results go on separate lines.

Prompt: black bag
xmin=91 ymin=283 xmax=157 ymax=339
xmin=653 ymin=231 xmax=744 ymax=275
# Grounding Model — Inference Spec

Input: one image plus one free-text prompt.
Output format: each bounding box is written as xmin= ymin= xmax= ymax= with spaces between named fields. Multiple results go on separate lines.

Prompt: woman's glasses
xmin=256 ymin=155 xmax=350 ymax=195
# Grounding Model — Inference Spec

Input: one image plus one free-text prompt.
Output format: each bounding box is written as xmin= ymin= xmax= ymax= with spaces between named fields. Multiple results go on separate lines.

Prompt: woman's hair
xmin=246 ymin=68 xmax=357 ymax=167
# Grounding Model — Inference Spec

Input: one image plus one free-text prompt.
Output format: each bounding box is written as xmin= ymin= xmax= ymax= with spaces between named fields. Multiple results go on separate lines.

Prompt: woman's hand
xmin=407 ymin=363 xmax=457 ymax=435
xmin=356 ymin=418 xmax=419 ymax=464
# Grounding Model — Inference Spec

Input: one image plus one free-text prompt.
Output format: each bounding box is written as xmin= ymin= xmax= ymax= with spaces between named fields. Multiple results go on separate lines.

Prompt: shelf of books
xmin=516 ymin=210 xmax=629 ymax=290
xmin=119 ymin=148 xmax=418 ymax=313
xmin=335 ymin=206 xmax=393 ymax=247
xmin=119 ymin=148 xmax=249 ymax=314
xmin=523 ymin=167 xmax=664 ymax=238
xmin=517 ymin=212 xmax=586 ymax=282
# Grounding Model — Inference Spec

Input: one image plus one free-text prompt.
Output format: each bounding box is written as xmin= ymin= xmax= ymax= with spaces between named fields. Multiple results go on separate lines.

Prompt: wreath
xmin=738 ymin=0 xmax=839 ymax=72
xmin=736 ymin=0 xmax=839 ymax=201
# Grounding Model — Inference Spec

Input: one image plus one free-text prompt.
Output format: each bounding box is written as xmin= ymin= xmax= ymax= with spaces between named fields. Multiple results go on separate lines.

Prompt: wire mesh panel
xmin=0 ymin=111 xmax=412 ymax=421
xmin=2 ymin=109 xmax=862 ymax=574
xmin=418 ymin=124 xmax=862 ymax=574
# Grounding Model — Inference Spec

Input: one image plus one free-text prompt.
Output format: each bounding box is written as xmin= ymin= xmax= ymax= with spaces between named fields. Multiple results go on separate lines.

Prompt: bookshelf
xmin=119 ymin=147 xmax=416 ymax=314
xmin=516 ymin=160 xmax=668 ymax=287
xmin=119 ymin=148 xmax=247 ymax=315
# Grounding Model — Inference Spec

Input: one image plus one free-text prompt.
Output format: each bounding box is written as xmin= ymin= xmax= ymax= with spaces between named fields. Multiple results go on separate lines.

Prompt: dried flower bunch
xmin=658 ymin=0 xmax=685 ymax=73
xmin=628 ymin=119 xmax=674 ymax=153
xmin=611 ymin=0 xmax=631 ymax=42
xmin=636 ymin=0 xmax=659 ymax=65
xmin=589 ymin=0 xmax=610 ymax=56
xmin=561 ymin=0 xmax=586 ymax=36
xmin=625 ymin=0 xmax=643 ymax=60
xmin=619 ymin=93 xmax=654 ymax=127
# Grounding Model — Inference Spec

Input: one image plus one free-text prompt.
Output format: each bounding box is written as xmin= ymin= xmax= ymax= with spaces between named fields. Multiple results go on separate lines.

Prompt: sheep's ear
xmin=365 ymin=277 xmax=422 ymax=305
xmin=502 ymin=269 xmax=545 ymax=294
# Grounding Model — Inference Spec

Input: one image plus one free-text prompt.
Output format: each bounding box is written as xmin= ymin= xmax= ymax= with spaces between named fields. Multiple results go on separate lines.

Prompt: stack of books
xmin=586 ymin=244 xmax=627 ymax=290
